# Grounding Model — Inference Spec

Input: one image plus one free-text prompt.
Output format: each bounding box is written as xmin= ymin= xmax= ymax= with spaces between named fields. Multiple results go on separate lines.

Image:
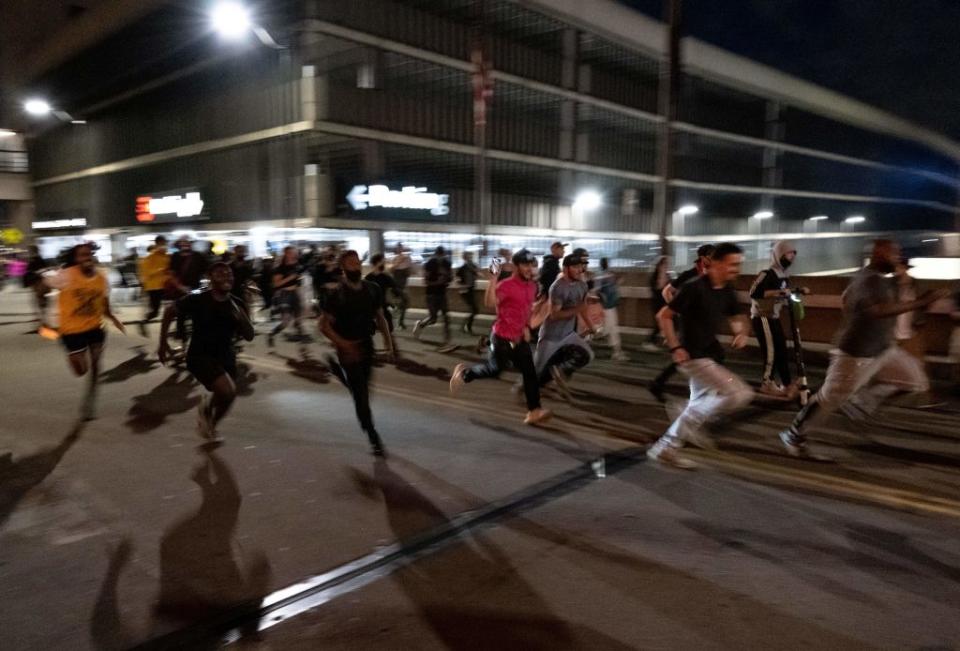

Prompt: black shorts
xmin=61 ymin=328 xmax=105 ymax=354
xmin=187 ymin=354 xmax=237 ymax=390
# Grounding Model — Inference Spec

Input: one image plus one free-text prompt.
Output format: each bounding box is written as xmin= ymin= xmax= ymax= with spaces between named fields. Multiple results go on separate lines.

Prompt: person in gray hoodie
xmin=749 ymin=240 xmax=801 ymax=397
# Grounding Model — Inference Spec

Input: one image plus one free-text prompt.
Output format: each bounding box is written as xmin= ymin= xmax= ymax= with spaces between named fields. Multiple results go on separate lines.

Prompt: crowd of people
xmin=13 ymin=234 xmax=960 ymax=467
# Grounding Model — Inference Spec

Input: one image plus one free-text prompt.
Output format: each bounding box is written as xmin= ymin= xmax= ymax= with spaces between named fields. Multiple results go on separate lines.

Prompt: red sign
xmin=135 ymin=196 xmax=155 ymax=222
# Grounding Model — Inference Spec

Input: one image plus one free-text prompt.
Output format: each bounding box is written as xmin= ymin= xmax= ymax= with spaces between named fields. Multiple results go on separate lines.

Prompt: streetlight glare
xmin=0 ymin=129 xmax=16 ymax=137
xmin=677 ymin=204 xmax=699 ymax=216
xmin=211 ymin=2 xmax=251 ymax=39
xmin=808 ymin=215 xmax=829 ymax=221
xmin=752 ymin=211 xmax=774 ymax=220
xmin=845 ymin=216 xmax=865 ymax=224
xmin=24 ymin=99 xmax=51 ymax=115
xmin=573 ymin=190 xmax=602 ymax=211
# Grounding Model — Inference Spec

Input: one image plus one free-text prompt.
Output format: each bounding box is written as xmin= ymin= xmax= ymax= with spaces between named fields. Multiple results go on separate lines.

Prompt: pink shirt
xmin=493 ymin=276 xmax=536 ymax=342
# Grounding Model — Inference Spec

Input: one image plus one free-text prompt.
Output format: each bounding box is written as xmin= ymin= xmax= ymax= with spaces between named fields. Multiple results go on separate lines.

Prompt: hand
xmin=337 ymin=340 xmax=362 ymax=364
xmin=110 ymin=315 xmax=126 ymax=334
xmin=158 ymin=341 xmax=171 ymax=365
xmin=671 ymin=347 xmax=690 ymax=364
xmin=798 ymin=287 xmax=811 ymax=295
xmin=731 ymin=333 xmax=748 ymax=349
xmin=922 ymin=288 xmax=951 ymax=304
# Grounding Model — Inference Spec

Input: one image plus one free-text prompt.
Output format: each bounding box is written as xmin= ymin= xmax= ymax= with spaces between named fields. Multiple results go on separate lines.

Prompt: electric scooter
xmin=785 ymin=288 xmax=811 ymax=406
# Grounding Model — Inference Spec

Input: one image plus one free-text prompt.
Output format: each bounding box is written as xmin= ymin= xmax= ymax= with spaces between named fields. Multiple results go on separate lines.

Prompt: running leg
xmin=208 ymin=373 xmax=237 ymax=429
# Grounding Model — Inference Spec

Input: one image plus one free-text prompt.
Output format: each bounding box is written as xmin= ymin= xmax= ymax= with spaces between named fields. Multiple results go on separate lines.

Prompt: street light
xmin=210 ymin=2 xmax=285 ymax=48
xmin=845 ymin=216 xmax=865 ymax=224
xmin=676 ymin=204 xmax=699 ymax=216
xmin=24 ymin=99 xmax=51 ymax=116
xmin=752 ymin=211 xmax=774 ymax=220
xmin=808 ymin=215 xmax=828 ymax=221
xmin=573 ymin=190 xmax=602 ymax=212
xmin=0 ymin=129 xmax=15 ymax=137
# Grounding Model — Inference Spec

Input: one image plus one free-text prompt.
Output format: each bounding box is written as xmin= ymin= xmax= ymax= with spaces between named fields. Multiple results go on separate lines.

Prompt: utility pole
xmin=471 ymin=0 xmax=493 ymax=260
xmin=654 ymin=0 xmax=682 ymax=255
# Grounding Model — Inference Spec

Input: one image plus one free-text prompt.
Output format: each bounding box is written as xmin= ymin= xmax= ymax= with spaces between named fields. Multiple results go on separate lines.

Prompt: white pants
xmin=652 ymin=358 xmax=754 ymax=451
xmin=603 ymin=307 xmax=622 ymax=351
xmin=787 ymin=346 xmax=928 ymax=440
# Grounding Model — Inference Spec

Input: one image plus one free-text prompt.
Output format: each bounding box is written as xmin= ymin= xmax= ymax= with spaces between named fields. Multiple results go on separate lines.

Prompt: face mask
xmin=779 ymin=255 xmax=792 ymax=269
xmin=876 ymin=260 xmax=896 ymax=274
xmin=345 ymin=269 xmax=362 ymax=282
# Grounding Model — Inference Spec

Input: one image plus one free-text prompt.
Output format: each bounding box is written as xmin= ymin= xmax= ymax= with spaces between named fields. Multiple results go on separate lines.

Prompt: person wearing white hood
xmin=749 ymin=240 xmax=800 ymax=398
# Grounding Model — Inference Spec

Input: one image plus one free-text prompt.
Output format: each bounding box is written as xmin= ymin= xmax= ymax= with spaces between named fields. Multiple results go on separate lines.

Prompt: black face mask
xmin=876 ymin=260 xmax=896 ymax=274
xmin=779 ymin=255 xmax=792 ymax=269
xmin=345 ymin=269 xmax=362 ymax=283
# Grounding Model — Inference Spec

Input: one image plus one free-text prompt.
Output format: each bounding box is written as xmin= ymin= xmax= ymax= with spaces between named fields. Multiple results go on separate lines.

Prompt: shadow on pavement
xmin=125 ymin=372 xmax=200 ymax=433
xmin=0 ymin=423 xmax=83 ymax=529
xmin=90 ymin=539 xmax=137 ymax=651
xmin=100 ymin=348 xmax=159 ymax=384
xmin=153 ymin=451 xmax=272 ymax=646
xmin=270 ymin=347 xmax=330 ymax=384
xmin=346 ymin=458 xmax=632 ymax=650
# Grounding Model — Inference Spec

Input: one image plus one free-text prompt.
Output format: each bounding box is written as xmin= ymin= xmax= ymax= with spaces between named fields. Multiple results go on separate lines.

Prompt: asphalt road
xmin=1 ymin=286 xmax=959 ymax=650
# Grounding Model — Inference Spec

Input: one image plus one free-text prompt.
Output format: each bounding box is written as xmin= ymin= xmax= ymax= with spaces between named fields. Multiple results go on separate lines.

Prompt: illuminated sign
xmin=347 ymin=184 xmax=449 ymax=216
xmin=136 ymin=191 xmax=205 ymax=223
xmin=32 ymin=218 xmax=87 ymax=230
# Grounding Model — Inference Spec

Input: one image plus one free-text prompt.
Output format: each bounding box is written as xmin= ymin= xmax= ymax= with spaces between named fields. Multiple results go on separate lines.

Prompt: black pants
xmin=752 ymin=315 xmax=792 ymax=385
xmin=339 ymin=341 xmax=377 ymax=440
xmin=420 ymin=292 xmax=450 ymax=338
xmin=461 ymin=289 xmax=478 ymax=333
xmin=538 ymin=344 xmax=591 ymax=386
xmin=464 ymin=335 xmax=541 ymax=410
xmin=145 ymin=290 xmax=164 ymax=321
xmin=395 ymin=278 xmax=410 ymax=328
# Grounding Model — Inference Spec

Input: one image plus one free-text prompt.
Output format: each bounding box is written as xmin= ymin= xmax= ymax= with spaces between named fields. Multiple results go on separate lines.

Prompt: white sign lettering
xmin=150 ymin=192 xmax=204 ymax=217
xmin=347 ymin=185 xmax=449 ymax=216
xmin=32 ymin=218 xmax=88 ymax=230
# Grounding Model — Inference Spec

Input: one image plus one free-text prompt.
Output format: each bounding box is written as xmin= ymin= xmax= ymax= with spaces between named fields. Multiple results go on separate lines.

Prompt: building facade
xmin=18 ymin=0 xmax=960 ymax=271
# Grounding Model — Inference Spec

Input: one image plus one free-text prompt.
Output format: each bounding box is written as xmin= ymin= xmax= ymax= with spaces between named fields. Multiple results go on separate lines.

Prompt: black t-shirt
xmin=274 ymin=263 xmax=301 ymax=289
xmin=364 ymin=271 xmax=396 ymax=308
xmin=457 ymin=262 xmax=479 ymax=289
xmin=325 ymin=281 xmax=383 ymax=340
xmin=423 ymin=257 xmax=452 ymax=296
xmin=171 ymin=252 xmax=208 ymax=290
xmin=539 ymin=255 xmax=560 ymax=294
xmin=670 ymin=266 xmax=699 ymax=289
xmin=178 ymin=290 xmax=244 ymax=362
xmin=668 ymin=275 xmax=740 ymax=361
xmin=230 ymin=259 xmax=255 ymax=297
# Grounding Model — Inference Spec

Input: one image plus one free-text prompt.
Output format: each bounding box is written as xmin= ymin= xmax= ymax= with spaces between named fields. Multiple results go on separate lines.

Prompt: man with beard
xmin=320 ymin=250 xmax=396 ymax=456
xmin=778 ymin=240 xmax=947 ymax=459
xmin=159 ymin=262 xmax=255 ymax=443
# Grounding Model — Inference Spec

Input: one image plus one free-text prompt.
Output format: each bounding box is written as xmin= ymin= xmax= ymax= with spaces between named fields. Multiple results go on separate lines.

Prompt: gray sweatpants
xmin=650 ymin=358 xmax=754 ymax=453
xmin=785 ymin=346 xmax=928 ymax=443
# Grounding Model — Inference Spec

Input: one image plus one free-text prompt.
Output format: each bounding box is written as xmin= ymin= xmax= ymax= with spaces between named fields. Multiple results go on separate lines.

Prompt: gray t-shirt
xmin=540 ymin=276 xmax=588 ymax=342
xmin=837 ymin=268 xmax=896 ymax=357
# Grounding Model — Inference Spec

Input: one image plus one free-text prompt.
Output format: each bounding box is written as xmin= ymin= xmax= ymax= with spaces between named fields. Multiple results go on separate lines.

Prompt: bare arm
xmin=728 ymin=315 xmax=749 ymax=349
xmin=230 ymin=297 xmax=255 ymax=341
xmin=375 ymin=308 xmax=395 ymax=356
xmin=657 ymin=305 xmax=688 ymax=363
xmin=483 ymin=269 xmax=499 ymax=309
xmin=103 ymin=296 xmax=126 ymax=334
xmin=157 ymin=303 xmax=178 ymax=362
xmin=662 ymin=284 xmax=677 ymax=303
xmin=865 ymin=290 xmax=945 ymax=319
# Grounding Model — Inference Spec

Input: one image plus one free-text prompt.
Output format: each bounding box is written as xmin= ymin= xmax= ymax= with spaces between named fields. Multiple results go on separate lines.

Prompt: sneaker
xmin=449 ymin=363 xmax=467 ymax=395
xmin=412 ymin=320 xmax=424 ymax=339
xmin=138 ymin=321 xmax=148 ymax=338
xmin=758 ymin=380 xmax=787 ymax=397
xmin=611 ymin=351 xmax=630 ymax=362
xmin=647 ymin=444 xmax=698 ymax=470
xmin=524 ymin=408 xmax=552 ymax=425
xmin=641 ymin=342 xmax=661 ymax=352
xmin=80 ymin=395 xmax=97 ymax=422
xmin=779 ymin=430 xmax=830 ymax=461
xmin=368 ymin=430 xmax=386 ymax=457
xmin=550 ymin=366 xmax=573 ymax=403
xmin=683 ymin=429 xmax=717 ymax=451
xmin=267 ymin=333 xmax=275 ymax=348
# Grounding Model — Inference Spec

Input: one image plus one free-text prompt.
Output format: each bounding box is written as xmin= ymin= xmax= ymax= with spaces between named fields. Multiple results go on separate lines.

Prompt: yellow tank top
xmin=58 ymin=267 xmax=109 ymax=334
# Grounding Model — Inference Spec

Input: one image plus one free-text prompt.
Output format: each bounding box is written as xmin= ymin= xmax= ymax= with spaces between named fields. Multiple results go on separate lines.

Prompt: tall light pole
xmin=471 ymin=0 xmax=492 ymax=260
xmin=654 ymin=0 xmax=682 ymax=256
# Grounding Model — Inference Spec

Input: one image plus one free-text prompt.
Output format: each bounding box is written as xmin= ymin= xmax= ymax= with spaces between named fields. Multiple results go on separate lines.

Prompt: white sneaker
xmin=449 ymin=363 xmax=467 ymax=396
xmin=758 ymin=380 xmax=786 ymax=396
xmin=611 ymin=351 xmax=630 ymax=362
xmin=683 ymin=429 xmax=717 ymax=451
xmin=779 ymin=430 xmax=830 ymax=461
xmin=648 ymin=444 xmax=698 ymax=470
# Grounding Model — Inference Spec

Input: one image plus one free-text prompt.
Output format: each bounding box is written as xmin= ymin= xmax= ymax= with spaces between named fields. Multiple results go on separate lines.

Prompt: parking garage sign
xmin=347 ymin=184 xmax=449 ymax=216
xmin=136 ymin=190 xmax=206 ymax=223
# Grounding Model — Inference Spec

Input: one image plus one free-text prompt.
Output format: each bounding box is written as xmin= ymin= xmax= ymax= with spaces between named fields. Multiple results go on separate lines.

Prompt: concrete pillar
xmin=368 ymin=230 xmax=385 ymax=258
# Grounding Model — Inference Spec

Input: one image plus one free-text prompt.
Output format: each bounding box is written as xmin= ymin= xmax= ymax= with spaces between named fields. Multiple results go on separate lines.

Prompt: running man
xmin=535 ymin=253 xmax=596 ymax=402
xmin=413 ymin=246 xmax=453 ymax=343
xmin=456 ymin=251 xmax=480 ymax=335
xmin=320 ymin=250 xmax=396 ymax=456
xmin=647 ymin=243 xmax=754 ymax=469
xmin=539 ymin=241 xmax=565 ymax=297
xmin=778 ymin=240 xmax=947 ymax=459
xmin=138 ymin=235 xmax=171 ymax=336
xmin=650 ymin=243 xmax=715 ymax=402
xmin=158 ymin=262 xmax=255 ymax=443
xmin=449 ymin=250 xmax=552 ymax=426
xmin=365 ymin=253 xmax=400 ymax=333
xmin=46 ymin=243 xmax=126 ymax=420
xmin=389 ymin=243 xmax=413 ymax=329
xmin=268 ymin=246 xmax=304 ymax=346
xmin=749 ymin=240 xmax=805 ymax=397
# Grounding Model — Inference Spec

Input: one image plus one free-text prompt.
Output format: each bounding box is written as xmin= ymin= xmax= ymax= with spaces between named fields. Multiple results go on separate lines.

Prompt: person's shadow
xmin=0 ymin=423 xmax=83 ymax=529
xmin=125 ymin=372 xmax=200 ymax=433
xmin=99 ymin=348 xmax=160 ymax=384
xmin=153 ymin=451 xmax=272 ymax=640
xmin=350 ymin=459 xmax=634 ymax=649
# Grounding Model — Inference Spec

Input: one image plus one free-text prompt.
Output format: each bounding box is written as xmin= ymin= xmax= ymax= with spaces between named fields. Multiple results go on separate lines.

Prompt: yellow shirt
xmin=139 ymin=249 xmax=171 ymax=291
xmin=54 ymin=266 xmax=109 ymax=335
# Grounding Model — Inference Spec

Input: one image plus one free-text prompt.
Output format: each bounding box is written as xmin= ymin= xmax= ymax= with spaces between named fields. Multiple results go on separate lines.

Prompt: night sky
xmin=620 ymin=0 xmax=960 ymax=140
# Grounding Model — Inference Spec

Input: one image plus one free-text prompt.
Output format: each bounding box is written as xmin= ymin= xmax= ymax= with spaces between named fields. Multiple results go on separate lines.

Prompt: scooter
xmin=785 ymin=288 xmax=811 ymax=406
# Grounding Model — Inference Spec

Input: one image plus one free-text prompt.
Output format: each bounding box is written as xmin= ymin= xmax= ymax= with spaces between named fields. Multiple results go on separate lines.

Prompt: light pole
xmin=654 ymin=0 xmax=683 ymax=255
xmin=210 ymin=2 xmax=286 ymax=49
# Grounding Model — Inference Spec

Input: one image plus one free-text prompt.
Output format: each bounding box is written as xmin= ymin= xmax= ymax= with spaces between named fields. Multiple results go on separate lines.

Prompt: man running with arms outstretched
xmin=778 ymin=239 xmax=947 ymax=459
xmin=47 ymin=243 xmax=126 ymax=420
xmin=449 ymin=250 xmax=552 ymax=426
xmin=320 ymin=250 xmax=396 ymax=457
xmin=647 ymin=243 xmax=754 ymax=469
xmin=158 ymin=262 xmax=254 ymax=443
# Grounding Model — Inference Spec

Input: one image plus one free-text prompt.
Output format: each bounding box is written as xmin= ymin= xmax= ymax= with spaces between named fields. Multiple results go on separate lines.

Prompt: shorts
xmin=61 ymin=328 xmax=105 ymax=355
xmin=187 ymin=354 xmax=237 ymax=390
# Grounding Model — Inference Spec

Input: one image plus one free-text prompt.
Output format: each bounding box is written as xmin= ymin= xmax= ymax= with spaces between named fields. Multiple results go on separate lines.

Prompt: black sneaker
xmin=368 ymin=430 xmax=386 ymax=457
xmin=779 ymin=431 xmax=830 ymax=461
xmin=267 ymin=333 xmax=275 ymax=348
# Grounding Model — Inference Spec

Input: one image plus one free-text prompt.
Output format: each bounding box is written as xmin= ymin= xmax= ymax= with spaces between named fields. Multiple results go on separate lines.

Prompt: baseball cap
xmin=551 ymin=240 xmax=568 ymax=249
xmin=563 ymin=253 xmax=586 ymax=267
xmin=512 ymin=249 xmax=537 ymax=265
